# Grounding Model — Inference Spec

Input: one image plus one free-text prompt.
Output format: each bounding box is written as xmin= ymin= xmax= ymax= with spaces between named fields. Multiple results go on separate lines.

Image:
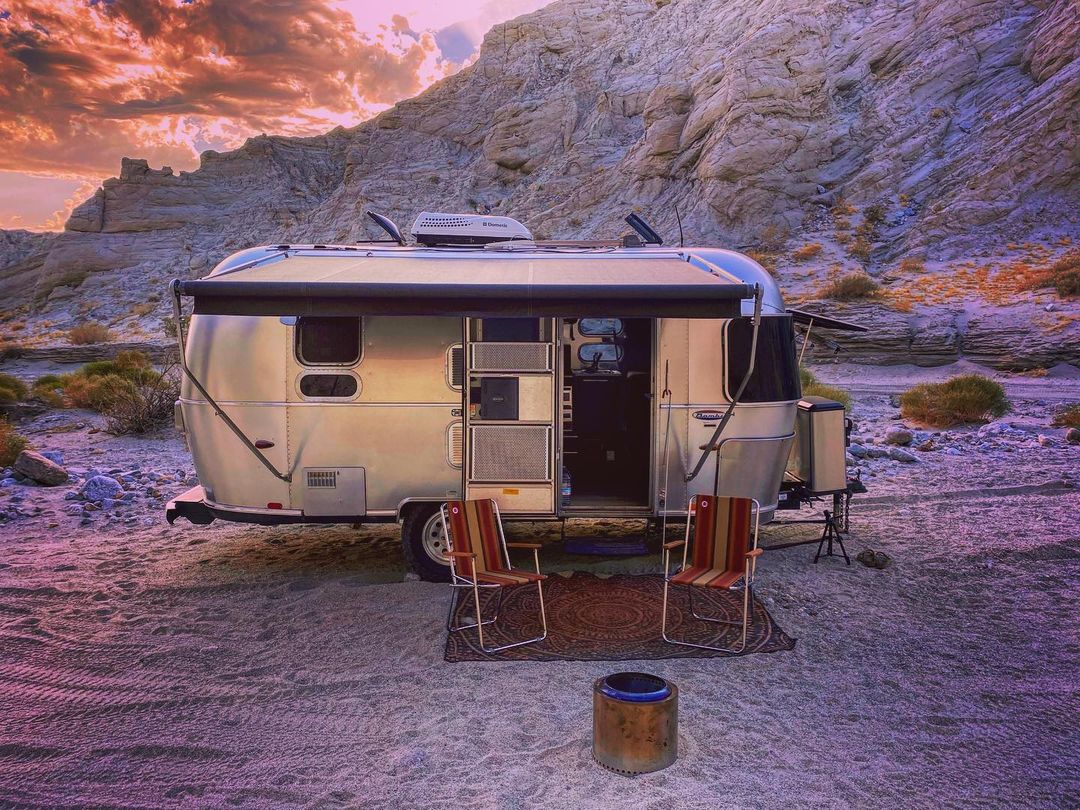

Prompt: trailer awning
xmin=175 ymin=252 xmax=756 ymax=318
xmin=787 ymin=307 xmax=868 ymax=332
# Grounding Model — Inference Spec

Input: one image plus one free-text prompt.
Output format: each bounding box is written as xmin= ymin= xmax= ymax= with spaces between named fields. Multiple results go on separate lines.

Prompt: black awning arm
xmin=685 ymin=283 xmax=763 ymax=483
xmin=170 ymin=280 xmax=292 ymax=484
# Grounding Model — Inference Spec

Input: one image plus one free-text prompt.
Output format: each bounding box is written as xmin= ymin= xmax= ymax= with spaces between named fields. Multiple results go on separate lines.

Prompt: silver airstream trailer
xmin=166 ymin=212 xmax=861 ymax=580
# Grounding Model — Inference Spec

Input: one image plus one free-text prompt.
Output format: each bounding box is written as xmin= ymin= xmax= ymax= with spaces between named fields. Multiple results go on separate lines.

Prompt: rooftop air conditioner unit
xmin=411 ymin=212 xmax=533 ymax=247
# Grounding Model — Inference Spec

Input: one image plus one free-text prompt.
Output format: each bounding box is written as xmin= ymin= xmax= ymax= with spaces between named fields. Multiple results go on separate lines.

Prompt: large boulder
xmin=13 ymin=450 xmax=69 ymax=486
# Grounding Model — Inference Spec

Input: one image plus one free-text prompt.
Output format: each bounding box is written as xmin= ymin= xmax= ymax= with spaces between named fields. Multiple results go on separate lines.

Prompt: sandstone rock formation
xmin=1 ymin=0 xmax=1078 ymax=367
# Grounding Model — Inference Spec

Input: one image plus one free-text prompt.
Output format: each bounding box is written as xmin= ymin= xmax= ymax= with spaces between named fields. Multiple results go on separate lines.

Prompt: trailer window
xmin=296 ymin=316 xmax=361 ymax=365
xmin=578 ymin=318 xmax=624 ymax=337
xmin=725 ymin=315 xmax=800 ymax=403
xmin=578 ymin=343 xmax=623 ymax=364
xmin=299 ymin=374 xmax=358 ymax=398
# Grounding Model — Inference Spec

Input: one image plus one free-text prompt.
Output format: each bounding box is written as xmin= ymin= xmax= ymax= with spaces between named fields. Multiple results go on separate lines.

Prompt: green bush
xmin=30 ymin=374 xmax=66 ymax=408
xmin=799 ymin=367 xmax=852 ymax=409
xmin=0 ymin=419 xmax=28 ymax=466
xmin=0 ymin=372 xmax=28 ymax=404
xmin=900 ymin=375 xmax=1009 ymax=427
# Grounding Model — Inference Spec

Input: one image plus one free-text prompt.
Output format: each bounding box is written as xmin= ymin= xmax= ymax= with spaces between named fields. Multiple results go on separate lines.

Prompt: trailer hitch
xmin=685 ymin=283 xmax=763 ymax=483
xmin=170 ymin=281 xmax=293 ymax=483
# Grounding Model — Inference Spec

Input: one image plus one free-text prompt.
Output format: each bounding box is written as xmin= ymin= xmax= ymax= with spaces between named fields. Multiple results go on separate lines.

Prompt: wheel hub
xmin=421 ymin=511 xmax=449 ymax=564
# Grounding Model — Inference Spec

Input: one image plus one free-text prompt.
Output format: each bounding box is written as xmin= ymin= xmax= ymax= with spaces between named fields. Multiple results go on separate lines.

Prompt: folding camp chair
xmin=661 ymin=495 xmax=762 ymax=653
xmin=440 ymin=499 xmax=548 ymax=653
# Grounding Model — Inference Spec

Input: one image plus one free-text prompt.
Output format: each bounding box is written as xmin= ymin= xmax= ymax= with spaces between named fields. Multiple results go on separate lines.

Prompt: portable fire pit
xmin=592 ymin=672 xmax=678 ymax=775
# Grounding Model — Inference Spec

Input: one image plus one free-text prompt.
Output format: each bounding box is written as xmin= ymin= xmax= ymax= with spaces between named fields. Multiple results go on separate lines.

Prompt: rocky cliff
xmin=1 ymin=0 xmax=1078 ymax=367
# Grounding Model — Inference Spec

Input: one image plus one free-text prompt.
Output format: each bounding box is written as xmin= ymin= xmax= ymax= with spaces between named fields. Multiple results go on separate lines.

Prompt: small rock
xmin=944 ymin=447 xmax=962 ymax=456
xmin=40 ymin=451 xmax=64 ymax=466
xmin=1044 ymin=303 xmax=1056 ymax=312
xmin=1037 ymin=435 xmax=1055 ymax=448
xmin=915 ymin=439 xmax=936 ymax=452
xmin=866 ymin=447 xmax=889 ymax=459
xmin=101 ymin=498 xmax=117 ymax=510
xmin=848 ymin=443 xmax=868 ymax=458
xmin=81 ymin=475 xmax=124 ymax=502
xmin=1066 ymin=428 xmax=1080 ymax=445
xmin=13 ymin=451 xmax=70 ymax=487
xmin=856 ymin=549 xmax=891 ymax=569
xmin=884 ymin=427 xmax=914 ymax=446
xmin=888 ymin=448 xmax=918 ymax=462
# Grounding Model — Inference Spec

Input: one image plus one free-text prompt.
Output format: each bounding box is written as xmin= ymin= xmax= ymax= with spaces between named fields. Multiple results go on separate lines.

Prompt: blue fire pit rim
xmin=598 ymin=671 xmax=672 ymax=703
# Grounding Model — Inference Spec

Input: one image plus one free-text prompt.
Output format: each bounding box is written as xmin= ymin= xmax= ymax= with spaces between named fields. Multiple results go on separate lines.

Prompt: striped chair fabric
xmin=444 ymin=500 xmax=545 ymax=586
xmin=670 ymin=495 xmax=753 ymax=589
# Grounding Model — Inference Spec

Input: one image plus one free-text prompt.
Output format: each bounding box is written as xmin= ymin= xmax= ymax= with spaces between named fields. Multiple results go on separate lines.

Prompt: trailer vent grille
xmin=447 ymin=422 xmax=463 ymax=468
xmin=470 ymin=342 xmax=551 ymax=372
xmin=447 ymin=344 xmax=464 ymax=389
xmin=470 ymin=425 xmax=550 ymax=482
xmin=306 ymin=470 xmax=338 ymax=489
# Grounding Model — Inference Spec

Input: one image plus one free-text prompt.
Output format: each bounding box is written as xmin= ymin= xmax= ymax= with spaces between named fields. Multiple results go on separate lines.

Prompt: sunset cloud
xmin=0 ymin=0 xmax=548 ymax=229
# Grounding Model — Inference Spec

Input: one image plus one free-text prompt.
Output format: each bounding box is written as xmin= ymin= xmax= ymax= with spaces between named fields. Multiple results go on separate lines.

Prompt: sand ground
xmin=1 ymin=367 xmax=1078 ymax=808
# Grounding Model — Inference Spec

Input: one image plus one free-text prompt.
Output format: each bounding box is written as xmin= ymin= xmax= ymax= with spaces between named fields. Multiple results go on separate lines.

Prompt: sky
xmin=0 ymin=0 xmax=548 ymax=231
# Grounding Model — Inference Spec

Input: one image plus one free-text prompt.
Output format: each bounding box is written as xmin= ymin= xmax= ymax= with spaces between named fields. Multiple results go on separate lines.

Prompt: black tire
xmin=401 ymin=503 xmax=452 ymax=582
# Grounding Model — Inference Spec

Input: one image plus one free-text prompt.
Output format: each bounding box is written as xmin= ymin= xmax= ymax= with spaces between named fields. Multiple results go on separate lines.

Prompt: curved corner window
xmin=578 ymin=343 xmax=623 ymax=364
xmin=724 ymin=315 xmax=800 ymax=403
xmin=578 ymin=318 xmax=624 ymax=337
xmin=296 ymin=316 xmax=361 ymax=366
xmin=299 ymin=373 xmax=359 ymax=399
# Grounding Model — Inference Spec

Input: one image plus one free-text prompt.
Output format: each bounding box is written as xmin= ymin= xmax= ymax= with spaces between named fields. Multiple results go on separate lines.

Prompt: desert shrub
xmin=900 ymin=375 xmax=1010 ymax=427
xmin=746 ymin=250 xmax=777 ymax=275
xmin=0 ymin=372 xmax=28 ymax=404
xmin=900 ymin=256 xmax=926 ymax=274
xmin=68 ymin=322 xmax=113 ymax=345
xmin=1026 ymin=249 xmax=1080 ymax=298
xmin=130 ymin=302 xmax=156 ymax=317
xmin=101 ymin=365 xmax=180 ymax=435
xmin=816 ymin=271 xmax=880 ymax=301
xmin=758 ymin=224 xmax=789 ymax=251
xmin=792 ymin=242 xmax=823 ymax=262
xmin=863 ymin=203 xmax=887 ymax=225
xmin=0 ymin=419 xmax=28 ymax=467
xmin=847 ymin=237 xmax=873 ymax=263
xmin=30 ymin=374 xmax=66 ymax=408
xmin=1051 ymin=404 xmax=1080 ymax=429
xmin=799 ymin=367 xmax=852 ymax=409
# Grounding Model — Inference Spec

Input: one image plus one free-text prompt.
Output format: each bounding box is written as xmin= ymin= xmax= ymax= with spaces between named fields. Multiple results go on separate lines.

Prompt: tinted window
xmin=297 ymin=317 xmax=361 ymax=365
xmin=578 ymin=343 xmax=623 ymax=363
xmin=726 ymin=316 xmax=800 ymax=403
xmin=299 ymin=374 xmax=358 ymax=398
xmin=578 ymin=318 xmax=624 ymax=337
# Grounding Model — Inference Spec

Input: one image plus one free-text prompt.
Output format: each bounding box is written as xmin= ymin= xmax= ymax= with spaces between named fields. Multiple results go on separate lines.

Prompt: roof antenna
xmin=625 ymin=213 xmax=663 ymax=246
xmin=674 ymin=205 xmax=684 ymax=247
xmin=365 ymin=211 xmax=406 ymax=245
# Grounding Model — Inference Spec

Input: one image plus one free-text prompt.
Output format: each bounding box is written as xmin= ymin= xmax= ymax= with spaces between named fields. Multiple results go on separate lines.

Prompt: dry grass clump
xmin=863 ymin=203 xmax=887 ymax=225
xmin=899 ymin=256 xmax=925 ymax=274
xmin=746 ymin=250 xmax=777 ymax=276
xmin=1051 ymin=404 xmax=1080 ymax=429
xmin=0 ymin=419 xmax=28 ymax=467
xmin=799 ymin=367 xmax=852 ymax=409
xmin=792 ymin=242 xmax=823 ymax=262
xmin=847 ymin=237 xmax=873 ymax=263
xmin=68 ymin=322 xmax=113 ymax=345
xmin=0 ymin=372 xmax=28 ymax=404
xmin=816 ymin=271 xmax=880 ymax=301
xmin=900 ymin=375 xmax=1009 ymax=427
xmin=1025 ymin=249 xmax=1080 ymax=298
xmin=130 ymin=302 xmax=157 ymax=317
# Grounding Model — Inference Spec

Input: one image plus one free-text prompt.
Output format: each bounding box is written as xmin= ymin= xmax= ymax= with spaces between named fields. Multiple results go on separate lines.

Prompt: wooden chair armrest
xmin=663 ymin=540 xmax=686 ymax=550
xmin=506 ymin=542 xmax=542 ymax=550
xmin=447 ymin=551 xmax=476 ymax=559
xmin=745 ymin=548 xmax=764 ymax=559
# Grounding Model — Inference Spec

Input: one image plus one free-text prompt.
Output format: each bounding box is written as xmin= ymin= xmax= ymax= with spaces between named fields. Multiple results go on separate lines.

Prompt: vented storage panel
xmin=302 ymin=467 xmax=366 ymax=516
xmin=307 ymin=470 xmax=338 ymax=488
xmin=447 ymin=422 xmax=464 ymax=468
xmin=470 ymin=425 xmax=550 ymax=482
xmin=447 ymin=344 xmax=464 ymax=389
xmin=471 ymin=342 xmax=551 ymax=372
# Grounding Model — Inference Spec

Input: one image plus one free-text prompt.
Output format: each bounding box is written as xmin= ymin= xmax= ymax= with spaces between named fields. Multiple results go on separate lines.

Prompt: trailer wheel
xmin=401 ymin=504 xmax=452 ymax=582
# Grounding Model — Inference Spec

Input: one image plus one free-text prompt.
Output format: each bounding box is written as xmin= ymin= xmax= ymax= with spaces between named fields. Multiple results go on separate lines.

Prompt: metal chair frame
xmin=440 ymin=500 xmax=548 ymax=653
xmin=661 ymin=495 xmax=762 ymax=654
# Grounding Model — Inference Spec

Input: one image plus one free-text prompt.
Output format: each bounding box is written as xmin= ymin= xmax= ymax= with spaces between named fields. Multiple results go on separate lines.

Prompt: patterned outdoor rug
xmin=443 ymin=572 xmax=796 ymax=662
